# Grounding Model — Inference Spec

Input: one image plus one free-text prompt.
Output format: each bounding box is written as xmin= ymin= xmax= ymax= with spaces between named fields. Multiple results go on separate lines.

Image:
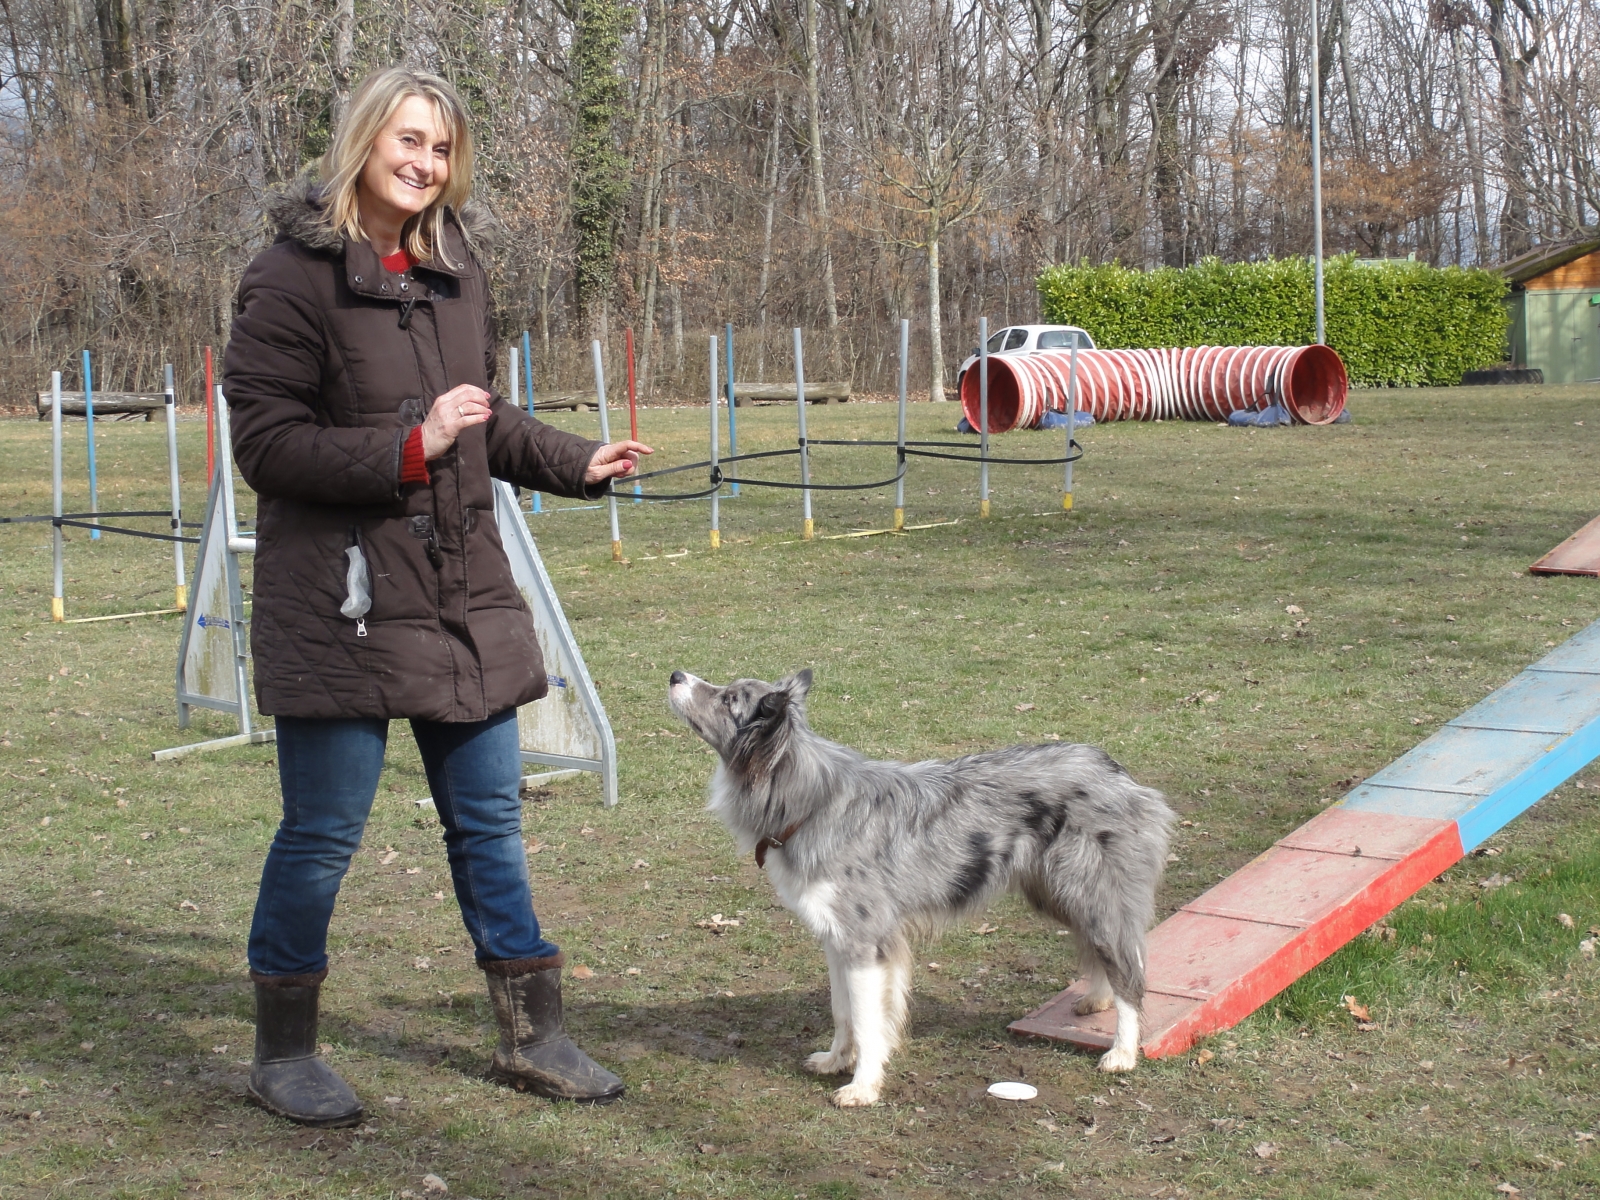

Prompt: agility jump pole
xmin=164 ymin=364 xmax=188 ymax=609
xmin=83 ymin=350 xmax=99 ymax=539
xmin=709 ymin=335 xmax=721 ymax=550
xmin=1063 ymin=331 xmax=1080 ymax=512
xmin=895 ymin=318 xmax=908 ymax=531
xmin=1014 ymin=619 xmax=1600 ymax=1059
xmin=724 ymin=323 xmax=739 ymax=496
xmin=50 ymin=373 xmax=64 ymax=621
xmin=591 ymin=340 xmax=623 ymax=562
xmin=978 ymin=317 xmax=990 ymax=518
xmin=793 ymin=327 xmax=814 ymax=540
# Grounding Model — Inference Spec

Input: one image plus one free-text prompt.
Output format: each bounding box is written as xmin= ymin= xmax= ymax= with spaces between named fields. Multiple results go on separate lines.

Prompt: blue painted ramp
xmin=1015 ymin=618 xmax=1600 ymax=1058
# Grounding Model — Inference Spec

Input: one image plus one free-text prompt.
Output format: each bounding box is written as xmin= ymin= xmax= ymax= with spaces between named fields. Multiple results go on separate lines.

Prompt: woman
xmin=223 ymin=67 xmax=649 ymax=1125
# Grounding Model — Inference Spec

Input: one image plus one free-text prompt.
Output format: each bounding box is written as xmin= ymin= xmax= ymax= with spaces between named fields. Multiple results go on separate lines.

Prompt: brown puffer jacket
xmin=223 ymin=179 xmax=602 ymax=722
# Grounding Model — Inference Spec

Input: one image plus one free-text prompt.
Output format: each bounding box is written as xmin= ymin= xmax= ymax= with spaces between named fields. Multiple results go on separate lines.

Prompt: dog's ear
xmin=783 ymin=668 xmax=814 ymax=698
xmin=755 ymin=688 xmax=791 ymax=723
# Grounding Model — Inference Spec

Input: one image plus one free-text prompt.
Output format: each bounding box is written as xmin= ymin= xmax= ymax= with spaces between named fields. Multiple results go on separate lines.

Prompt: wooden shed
xmin=1499 ymin=234 xmax=1600 ymax=384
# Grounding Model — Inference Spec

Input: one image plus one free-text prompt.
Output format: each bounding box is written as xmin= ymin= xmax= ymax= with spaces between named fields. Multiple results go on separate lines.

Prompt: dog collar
xmin=754 ymin=820 xmax=807 ymax=869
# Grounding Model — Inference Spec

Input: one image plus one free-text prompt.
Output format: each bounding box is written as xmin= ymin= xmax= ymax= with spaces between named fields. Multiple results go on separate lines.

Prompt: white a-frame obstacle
xmin=493 ymin=479 xmax=618 ymax=807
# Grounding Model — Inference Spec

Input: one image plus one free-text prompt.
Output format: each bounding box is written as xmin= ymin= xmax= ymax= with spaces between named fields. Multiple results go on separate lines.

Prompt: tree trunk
xmin=1450 ymin=26 xmax=1491 ymax=264
xmin=927 ymin=234 xmax=944 ymax=404
xmin=802 ymin=0 xmax=838 ymax=335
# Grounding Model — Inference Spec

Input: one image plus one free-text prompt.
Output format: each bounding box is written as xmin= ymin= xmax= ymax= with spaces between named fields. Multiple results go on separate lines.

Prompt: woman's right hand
xmin=420 ymin=384 xmax=493 ymax=459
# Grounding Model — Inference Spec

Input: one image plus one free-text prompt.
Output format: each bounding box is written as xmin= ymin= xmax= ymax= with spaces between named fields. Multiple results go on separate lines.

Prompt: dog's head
xmin=667 ymin=669 xmax=812 ymax=768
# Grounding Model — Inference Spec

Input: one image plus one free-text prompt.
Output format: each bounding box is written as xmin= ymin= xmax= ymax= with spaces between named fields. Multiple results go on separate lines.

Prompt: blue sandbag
xmin=1227 ymin=404 xmax=1291 ymax=427
xmin=1038 ymin=409 xmax=1096 ymax=429
xmin=956 ymin=416 xmax=975 ymax=433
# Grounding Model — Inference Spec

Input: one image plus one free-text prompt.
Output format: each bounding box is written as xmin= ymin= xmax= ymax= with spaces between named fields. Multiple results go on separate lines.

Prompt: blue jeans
xmin=248 ymin=709 xmax=558 ymax=977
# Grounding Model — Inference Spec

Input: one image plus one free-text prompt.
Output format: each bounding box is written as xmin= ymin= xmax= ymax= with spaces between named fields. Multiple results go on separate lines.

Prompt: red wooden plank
xmin=1009 ymin=808 xmax=1465 ymax=1058
xmin=1530 ymin=513 xmax=1600 ymax=576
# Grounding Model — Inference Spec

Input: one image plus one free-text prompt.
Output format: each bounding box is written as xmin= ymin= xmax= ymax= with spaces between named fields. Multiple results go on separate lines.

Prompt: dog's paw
xmin=831 ymin=1081 xmax=881 ymax=1107
xmin=804 ymin=1051 xmax=853 ymax=1076
xmin=1073 ymin=992 xmax=1114 ymax=1016
xmin=1097 ymin=1045 xmax=1139 ymax=1073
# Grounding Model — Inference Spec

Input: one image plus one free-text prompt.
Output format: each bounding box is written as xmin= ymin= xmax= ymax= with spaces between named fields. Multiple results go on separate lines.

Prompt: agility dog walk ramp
xmin=1012 ymin=619 xmax=1600 ymax=1059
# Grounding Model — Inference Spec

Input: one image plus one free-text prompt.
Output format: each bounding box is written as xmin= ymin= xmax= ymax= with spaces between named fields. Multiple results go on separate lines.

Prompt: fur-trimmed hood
xmin=264 ymin=172 xmax=504 ymax=262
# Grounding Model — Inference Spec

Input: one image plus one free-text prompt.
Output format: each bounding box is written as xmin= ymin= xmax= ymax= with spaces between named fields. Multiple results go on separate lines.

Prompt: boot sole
xmin=246 ymin=1083 xmax=366 ymax=1128
xmin=488 ymin=1067 xmax=625 ymax=1105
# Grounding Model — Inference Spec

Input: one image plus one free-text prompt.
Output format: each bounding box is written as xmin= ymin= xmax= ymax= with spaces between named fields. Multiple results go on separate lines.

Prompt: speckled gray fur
xmin=668 ymin=668 xmax=1175 ymax=1104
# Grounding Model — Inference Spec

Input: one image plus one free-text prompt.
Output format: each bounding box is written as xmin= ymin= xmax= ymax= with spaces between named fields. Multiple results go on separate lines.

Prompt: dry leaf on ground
xmin=571 ymin=964 xmax=594 ymax=979
xmin=1253 ymin=1142 xmax=1278 ymax=1159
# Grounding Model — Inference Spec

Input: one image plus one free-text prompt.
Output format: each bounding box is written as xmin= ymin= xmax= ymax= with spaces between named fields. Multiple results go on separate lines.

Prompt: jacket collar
xmin=266 ymin=172 xmax=501 ymax=299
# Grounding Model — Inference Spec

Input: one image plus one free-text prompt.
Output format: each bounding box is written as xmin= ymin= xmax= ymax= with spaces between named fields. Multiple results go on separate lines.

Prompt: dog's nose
xmin=669 ymin=670 xmax=686 ymax=686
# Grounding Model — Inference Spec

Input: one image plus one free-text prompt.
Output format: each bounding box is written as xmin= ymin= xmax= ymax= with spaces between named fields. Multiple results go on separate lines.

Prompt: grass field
xmin=2 ymin=383 xmax=1599 ymax=1199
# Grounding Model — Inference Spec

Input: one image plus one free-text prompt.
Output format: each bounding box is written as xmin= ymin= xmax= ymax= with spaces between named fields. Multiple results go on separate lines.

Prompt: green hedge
xmin=1035 ymin=256 xmax=1509 ymax=386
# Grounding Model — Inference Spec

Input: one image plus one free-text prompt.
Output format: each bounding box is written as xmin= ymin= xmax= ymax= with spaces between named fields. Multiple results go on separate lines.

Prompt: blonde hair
xmin=318 ymin=67 xmax=474 ymax=265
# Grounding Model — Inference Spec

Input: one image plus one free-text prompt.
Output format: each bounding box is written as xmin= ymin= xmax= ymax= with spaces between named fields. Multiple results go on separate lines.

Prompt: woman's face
xmin=358 ymin=95 xmax=452 ymax=232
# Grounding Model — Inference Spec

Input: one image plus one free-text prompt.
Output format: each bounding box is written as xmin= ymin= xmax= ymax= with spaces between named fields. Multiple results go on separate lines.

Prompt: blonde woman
xmin=223 ymin=67 xmax=646 ymax=1124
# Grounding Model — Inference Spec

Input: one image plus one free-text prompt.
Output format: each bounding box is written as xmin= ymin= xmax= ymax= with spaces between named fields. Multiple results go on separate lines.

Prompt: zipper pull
xmin=356 ymin=618 xmax=368 ymax=638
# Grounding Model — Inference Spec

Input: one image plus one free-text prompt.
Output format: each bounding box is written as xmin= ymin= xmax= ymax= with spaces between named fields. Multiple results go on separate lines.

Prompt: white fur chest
xmin=766 ymin=856 xmax=840 ymax=940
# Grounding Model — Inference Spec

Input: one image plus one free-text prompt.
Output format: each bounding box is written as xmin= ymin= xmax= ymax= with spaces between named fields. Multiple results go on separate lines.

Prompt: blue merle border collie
xmin=668 ymin=668 xmax=1174 ymax=1107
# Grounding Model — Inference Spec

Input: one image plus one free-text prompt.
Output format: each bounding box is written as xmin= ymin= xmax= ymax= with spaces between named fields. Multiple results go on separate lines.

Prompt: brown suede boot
xmin=482 ymin=954 xmax=625 ymax=1104
xmin=246 ymin=970 xmax=364 ymax=1128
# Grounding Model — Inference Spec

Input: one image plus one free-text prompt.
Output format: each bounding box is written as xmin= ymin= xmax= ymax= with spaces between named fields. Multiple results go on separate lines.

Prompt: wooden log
xmin=732 ymin=381 xmax=851 ymax=407
xmin=37 ymin=392 xmax=165 ymax=421
xmin=528 ymin=392 xmax=600 ymax=412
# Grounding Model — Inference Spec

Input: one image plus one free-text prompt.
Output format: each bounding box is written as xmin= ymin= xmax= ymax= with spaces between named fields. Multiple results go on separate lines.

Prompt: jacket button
xmin=354 ymin=275 xmax=363 ymax=283
xmin=381 ymin=283 xmax=389 ymax=291
xmin=400 ymin=282 xmax=409 ymax=291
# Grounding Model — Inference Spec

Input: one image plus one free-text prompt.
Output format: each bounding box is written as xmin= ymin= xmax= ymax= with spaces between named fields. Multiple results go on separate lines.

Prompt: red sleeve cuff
xmin=400 ymin=425 xmax=430 ymax=485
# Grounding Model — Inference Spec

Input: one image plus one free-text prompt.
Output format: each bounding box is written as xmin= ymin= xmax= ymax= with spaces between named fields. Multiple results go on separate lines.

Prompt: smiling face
xmin=356 ymin=94 xmax=452 ymax=242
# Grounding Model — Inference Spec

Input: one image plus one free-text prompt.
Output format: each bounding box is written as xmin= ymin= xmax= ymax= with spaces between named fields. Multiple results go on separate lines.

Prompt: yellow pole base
xmin=893 ymin=507 xmax=905 ymax=532
xmin=710 ymin=528 xmax=721 ymax=550
xmin=51 ymin=597 xmax=64 ymax=622
xmin=1061 ymin=492 xmax=1074 ymax=511
xmin=175 ymin=584 xmax=188 ymax=611
xmin=611 ymin=540 xmax=623 ymax=562
xmin=980 ymin=499 xmax=991 ymax=518
xmin=802 ymin=518 xmax=815 ymax=540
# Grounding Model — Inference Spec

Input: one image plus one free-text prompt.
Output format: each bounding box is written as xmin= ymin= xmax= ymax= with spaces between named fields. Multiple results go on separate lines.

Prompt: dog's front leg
xmin=831 ymin=959 xmax=893 ymax=1107
xmin=804 ymin=941 xmax=856 ymax=1076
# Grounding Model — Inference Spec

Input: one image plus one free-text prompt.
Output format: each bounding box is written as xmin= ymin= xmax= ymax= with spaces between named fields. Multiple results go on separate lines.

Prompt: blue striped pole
xmin=83 ymin=349 xmax=99 ymax=539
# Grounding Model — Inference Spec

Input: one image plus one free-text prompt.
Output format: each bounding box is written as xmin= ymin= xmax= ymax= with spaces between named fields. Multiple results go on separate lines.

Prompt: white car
xmin=956 ymin=324 xmax=1096 ymax=393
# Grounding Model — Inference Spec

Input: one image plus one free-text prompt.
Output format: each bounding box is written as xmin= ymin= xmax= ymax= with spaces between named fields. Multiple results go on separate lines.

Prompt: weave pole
xmin=895 ymin=318 xmax=909 ymax=531
xmin=164 ymin=363 xmax=187 ymax=609
xmin=709 ymin=336 xmax=721 ymax=550
xmin=50 ymin=372 xmax=63 ymax=621
xmin=1063 ymin=333 xmax=1080 ymax=511
xmin=793 ymin=327 xmax=814 ymax=540
xmin=978 ymin=318 xmax=990 ymax=518
xmin=591 ymin=340 xmax=622 ymax=562
xmin=724 ymin=322 xmax=739 ymax=496
xmin=83 ymin=350 xmax=99 ymax=539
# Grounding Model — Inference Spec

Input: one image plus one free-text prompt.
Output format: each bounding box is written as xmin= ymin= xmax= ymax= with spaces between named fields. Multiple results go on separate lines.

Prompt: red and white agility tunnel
xmin=961 ymin=344 xmax=1349 ymax=433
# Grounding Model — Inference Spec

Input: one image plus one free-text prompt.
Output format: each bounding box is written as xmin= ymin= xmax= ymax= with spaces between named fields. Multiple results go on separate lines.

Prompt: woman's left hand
xmin=584 ymin=440 xmax=654 ymax=485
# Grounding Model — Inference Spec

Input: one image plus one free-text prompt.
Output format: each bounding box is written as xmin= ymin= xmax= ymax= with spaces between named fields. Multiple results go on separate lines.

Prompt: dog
xmin=667 ymin=668 xmax=1174 ymax=1107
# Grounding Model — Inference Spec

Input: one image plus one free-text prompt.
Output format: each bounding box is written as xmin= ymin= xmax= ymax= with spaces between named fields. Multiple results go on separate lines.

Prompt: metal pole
xmin=164 ymin=363 xmax=187 ymax=610
xmin=978 ymin=317 xmax=990 ymax=518
xmin=724 ymin=322 xmax=739 ymax=496
xmin=509 ymin=343 xmax=520 ymax=415
xmin=1064 ymin=333 xmax=1080 ymax=511
xmin=1311 ymin=0 xmax=1326 ymax=346
xmin=794 ymin=327 xmax=813 ymax=539
xmin=591 ymin=340 xmax=622 ymax=561
xmin=51 ymin=372 xmax=64 ymax=622
xmin=895 ymin=317 xmax=908 ymax=531
xmin=83 ymin=349 xmax=99 ymax=539
xmin=216 ymin=387 xmax=243 ymax=547
xmin=709 ymin=336 xmax=721 ymax=550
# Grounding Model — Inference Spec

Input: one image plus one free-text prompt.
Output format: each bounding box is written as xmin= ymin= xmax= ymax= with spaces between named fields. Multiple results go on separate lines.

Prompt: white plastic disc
xmin=987 ymin=1081 xmax=1038 ymax=1101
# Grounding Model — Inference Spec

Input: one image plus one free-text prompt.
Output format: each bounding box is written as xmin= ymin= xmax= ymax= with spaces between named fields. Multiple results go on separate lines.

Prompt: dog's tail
xmin=1043 ymin=778 xmax=1173 ymax=1003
